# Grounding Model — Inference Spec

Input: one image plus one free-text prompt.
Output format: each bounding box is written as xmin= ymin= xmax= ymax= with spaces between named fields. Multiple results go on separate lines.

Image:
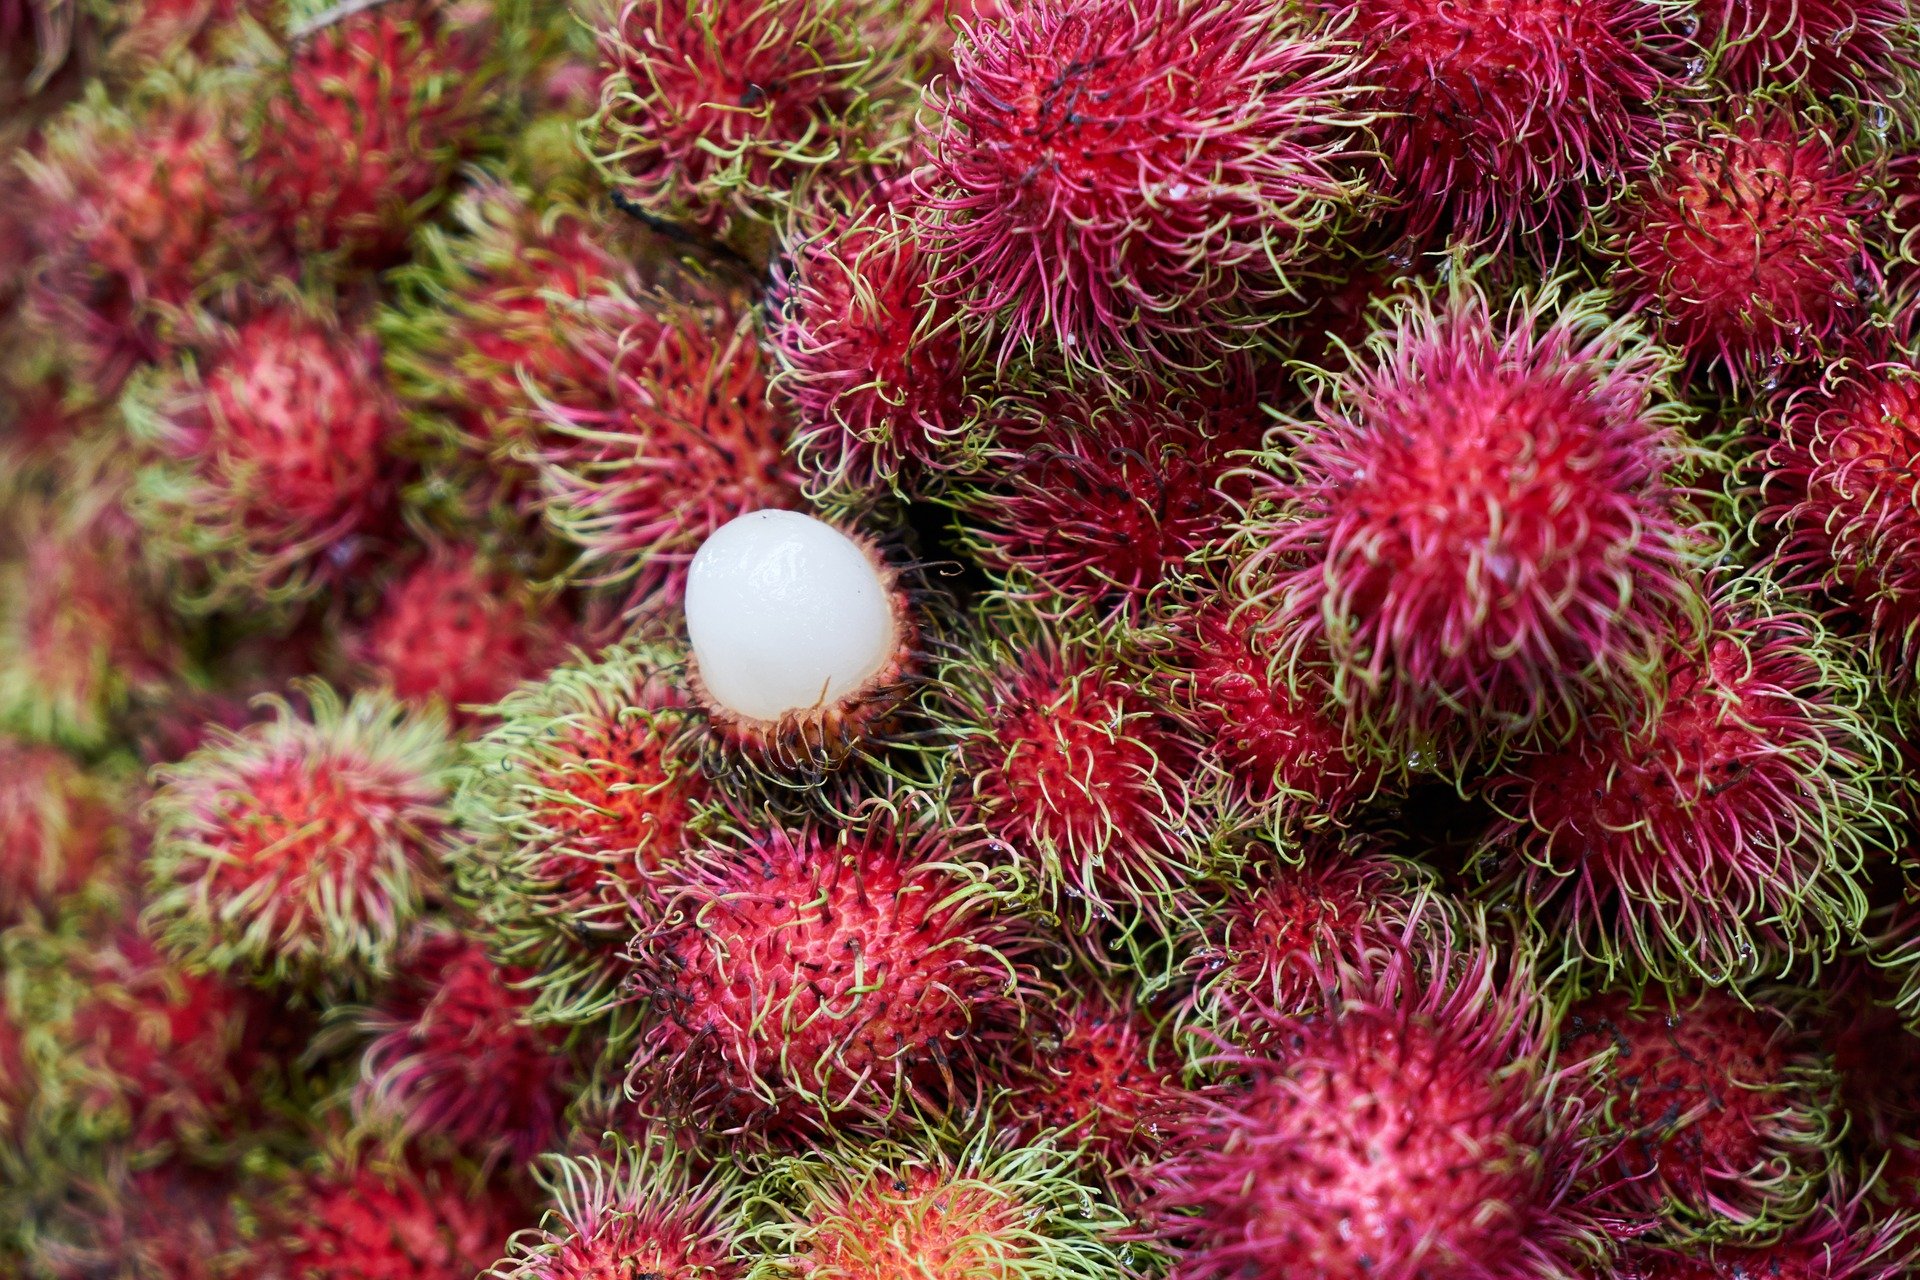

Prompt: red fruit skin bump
xmin=1478 ymin=583 xmax=1894 ymax=986
xmin=1759 ymin=361 xmax=1920 ymax=686
xmin=921 ymin=0 xmax=1366 ymax=364
xmin=1609 ymin=104 xmax=1877 ymax=388
xmin=1244 ymin=279 xmax=1700 ymax=770
xmin=1561 ymin=985 xmax=1838 ymax=1238
xmin=1338 ymin=0 xmax=1683 ymax=244
xmin=260 ymin=1157 xmax=520 ymax=1280
xmin=1143 ymin=933 xmax=1605 ymax=1280
xmin=0 ymin=740 xmax=116 ymax=925
xmin=623 ymin=820 xmax=1036 ymax=1140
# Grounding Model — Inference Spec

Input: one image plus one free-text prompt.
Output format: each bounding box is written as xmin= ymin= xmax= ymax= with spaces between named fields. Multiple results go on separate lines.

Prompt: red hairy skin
xmin=623 ymin=822 xmax=1036 ymax=1140
xmin=921 ymin=0 xmax=1367 ymax=364
xmin=1340 ymin=0 xmax=1684 ymax=244
xmin=1609 ymin=105 xmax=1878 ymax=387
xmin=1561 ymin=985 xmax=1838 ymax=1238
xmin=354 ymin=930 xmax=573 ymax=1165
xmin=30 ymin=1163 xmax=249 ymax=1280
xmin=1244 ymin=280 xmax=1699 ymax=771
xmin=0 ymin=740 xmax=115 ymax=925
xmin=1477 ymin=588 xmax=1893 ymax=986
xmin=1144 ymin=938 xmax=1605 ymax=1280
xmin=1696 ymin=0 xmax=1910 ymax=96
xmin=259 ymin=1158 xmax=520 ymax=1280
xmin=1615 ymin=1190 xmax=1918 ymax=1280
xmin=1759 ymin=361 xmax=1920 ymax=686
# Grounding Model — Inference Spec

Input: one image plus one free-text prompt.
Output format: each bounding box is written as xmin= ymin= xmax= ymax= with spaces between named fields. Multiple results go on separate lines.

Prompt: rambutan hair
xmin=1142 ymin=922 xmax=1607 ymax=1280
xmin=482 ymin=1136 xmax=741 ymax=1279
xmin=622 ymin=811 xmax=1040 ymax=1140
xmin=145 ymin=683 xmax=459 ymax=985
xmin=1606 ymin=101 xmax=1878 ymax=388
xmin=1696 ymin=0 xmax=1910 ymax=97
xmin=1560 ymin=982 xmax=1840 ymax=1240
xmin=1616 ymin=1182 xmax=1919 ymax=1280
xmin=920 ymin=0 xmax=1368 ymax=366
xmin=1242 ymin=275 xmax=1705 ymax=772
xmin=741 ymin=1121 xmax=1131 ymax=1280
xmin=26 ymin=1161 xmax=251 ymax=1280
xmin=1476 ymin=575 xmax=1898 ymax=986
xmin=0 ymin=739 xmax=118 ymax=926
xmin=453 ymin=643 xmax=716 ymax=1027
xmin=1756 ymin=357 xmax=1920 ymax=686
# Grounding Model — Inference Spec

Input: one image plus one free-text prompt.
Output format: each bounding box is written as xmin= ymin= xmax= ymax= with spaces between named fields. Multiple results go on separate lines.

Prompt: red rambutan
xmin=1243 ymin=277 xmax=1702 ymax=770
xmin=1615 ymin=1188 xmax=1918 ymax=1280
xmin=29 ymin=1162 xmax=250 ymax=1280
xmin=623 ymin=816 xmax=1037 ymax=1140
xmin=1561 ymin=983 xmax=1839 ymax=1239
xmin=1696 ymin=0 xmax=1909 ymax=97
xmin=145 ymin=683 xmax=458 ymax=984
xmin=351 ymin=927 xmax=572 ymax=1165
xmin=256 ymin=1153 xmax=521 ymax=1280
xmin=0 ymin=739 xmax=118 ymax=925
xmin=1476 ymin=577 xmax=1896 ymax=985
xmin=1607 ymin=103 xmax=1878 ymax=387
xmin=920 ymin=0 xmax=1367 ymax=364
xmin=1758 ymin=359 xmax=1920 ymax=685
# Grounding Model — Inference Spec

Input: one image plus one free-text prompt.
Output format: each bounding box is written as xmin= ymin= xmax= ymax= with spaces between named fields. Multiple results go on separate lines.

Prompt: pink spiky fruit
xmin=1561 ymin=984 xmax=1838 ymax=1238
xmin=1143 ymin=932 xmax=1604 ymax=1280
xmin=623 ymin=818 xmax=1037 ymax=1139
xmin=1477 ymin=579 xmax=1895 ymax=986
xmin=1614 ymin=1189 xmax=1917 ymax=1280
xmin=921 ymin=0 xmax=1366 ymax=364
xmin=29 ymin=1163 xmax=248 ymax=1280
xmin=1697 ymin=0 xmax=1908 ymax=96
xmin=0 ymin=739 xmax=117 ymax=925
xmin=1608 ymin=104 xmax=1877 ymax=387
xmin=257 ymin=1154 xmax=521 ymax=1280
xmin=1244 ymin=278 xmax=1701 ymax=771
xmin=145 ymin=684 xmax=457 ymax=984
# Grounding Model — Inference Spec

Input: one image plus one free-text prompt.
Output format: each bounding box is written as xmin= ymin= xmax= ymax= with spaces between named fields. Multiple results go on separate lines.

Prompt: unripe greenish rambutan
xmin=1242 ymin=276 xmax=1705 ymax=774
xmin=0 ymin=739 xmax=120 ymax=926
xmin=622 ymin=813 xmax=1040 ymax=1141
xmin=921 ymin=0 xmax=1369 ymax=368
xmin=453 ymin=642 xmax=717 ymax=1027
xmin=1475 ymin=576 xmax=1897 ymax=987
xmin=1561 ymin=982 xmax=1840 ymax=1241
xmin=481 ymin=1136 xmax=742 ymax=1279
xmin=742 ymin=1123 xmax=1132 ymax=1280
xmin=1606 ymin=102 xmax=1878 ymax=388
xmin=145 ymin=683 xmax=458 ymax=986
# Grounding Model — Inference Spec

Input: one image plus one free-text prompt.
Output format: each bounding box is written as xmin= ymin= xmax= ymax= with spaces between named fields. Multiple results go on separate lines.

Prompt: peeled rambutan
xmin=1696 ymin=0 xmax=1908 ymax=97
xmin=454 ymin=642 xmax=715 ymax=1026
xmin=585 ymin=0 xmax=919 ymax=235
xmin=255 ymin=1153 xmax=520 ymax=1280
xmin=1243 ymin=277 xmax=1702 ymax=770
xmin=1476 ymin=577 xmax=1896 ymax=986
xmin=1607 ymin=103 xmax=1877 ymax=386
xmin=247 ymin=0 xmax=501 ymax=264
xmin=346 ymin=544 xmax=572 ymax=721
xmin=0 ymin=739 xmax=118 ymax=925
xmin=125 ymin=299 xmax=402 ymax=612
xmin=623 ymin=815 xmax=1037 ymax=1140
xmin=534 ymin=292 xmax=804 ymax=612
xmin=1757 ymin=359 xmax=1920 ymax=685
xmin=745 ymin=1125 xmax=1131 ymax=1280
xmin=1615 ymin=1187 xmax=1918 ymax=1280
xmin=1143 ymin=929 xmax=1604 ymax=1280
xmin=1561 ymin=982 xmax=1839 ymax=1239
xmin=934 ymin=607 xmax=1212 ymax=934
xmin=145 ymin=683 xmax=457 ymax=985
xmin=1336 ymin=0 xmax=1683 ymax=245
xmin=921 ymin=0 xmax=1366 ymax=365
xmin=351 ymin=927 xmax=572 ymax=1165
xmin=483 ymin=1137 xmax=740 ymax=1279
xmin=769 ymin=188 xmax=974 ymax=497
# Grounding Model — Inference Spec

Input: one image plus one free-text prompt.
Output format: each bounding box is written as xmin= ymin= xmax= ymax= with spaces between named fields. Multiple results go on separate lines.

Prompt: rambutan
xmin=1757 ymin=358 xmax=1920 ymax=685
xmin=933 ymin=607 xmax=1213 ymax=934
xmin=1142 ymin=929 xmax=1604 ymax=1280
xmin=145 ymin=683 xmax=457 ymax=985
xmin=350 ymin=927 xmax=572 ymax=1165
xmin=482 ymin=1137 xmax=740 ymax=1279
xmin=921 ymin=0 xmax=1366 ymax=365
xmin=0 ymin=739 xmax=118 ymax=925
xmin=1243 ymin=277 xmax=1702 ymax=770
xmin=1696 ymin=0 xmax=1909 ymax=97
xmin=29 ymin=1162 xmax=250 ymax=1280
xmin=769 ymin=189 xmax=974 ymax=497
xmin=744 ymin=1124 xmax=1130 ymax=1280
xmin=1615 ymin=1187 xmax=1918 ymax=1280
xmin=622 ymin=815 xmax=1037 ymax=1139
xmin=1476 ymin=577 xmax=1896 ymax=986
xmin=585 ymin=0 xmax=920 ymax=236
xmin=247 ymin=0 xmax=503 ymax=264
xmin=1335 ymin=0 xmax=1684 ymax=245
xmin=125 ymin=298 xmax=403 ymax=612
xmin=534 ymin=292 xmax=804 ymax=612
xmin=454 ymin=643 xmax=715 ymax=1026
xmin=1561 ymin=982 xmax=1839 ymax=1239
xmin=1607 ymin=103 xmax=1878 ymax=387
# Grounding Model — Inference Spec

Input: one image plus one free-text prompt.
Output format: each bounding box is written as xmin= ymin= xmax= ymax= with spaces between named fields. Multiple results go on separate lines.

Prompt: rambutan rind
xmin=1615 ymin=1182 xmax=1919 ymax=1280
xmin=0 ymin=739 xmax=120 ymax=927
xmin=1696 ymin=0 xmax=1911 ymax=98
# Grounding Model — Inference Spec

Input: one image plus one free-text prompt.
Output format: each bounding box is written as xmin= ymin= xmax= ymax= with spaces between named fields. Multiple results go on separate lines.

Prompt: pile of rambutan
xmin=10 ymin=0 xmax=1920 ymax=1275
